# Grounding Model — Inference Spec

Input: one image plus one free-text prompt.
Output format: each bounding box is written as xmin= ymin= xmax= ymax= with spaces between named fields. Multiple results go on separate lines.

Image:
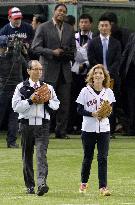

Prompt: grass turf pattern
xmin=0 ymin=134 xmax=135 ymax=205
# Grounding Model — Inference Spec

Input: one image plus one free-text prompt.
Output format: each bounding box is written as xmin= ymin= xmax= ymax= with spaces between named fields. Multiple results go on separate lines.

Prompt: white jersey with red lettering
xmin=76 ymin=85 xmax=116 ymax=133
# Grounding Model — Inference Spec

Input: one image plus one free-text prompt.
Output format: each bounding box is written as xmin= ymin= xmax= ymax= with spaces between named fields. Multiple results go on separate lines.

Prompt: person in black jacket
xmin=99 ymin=12 xmax=132 ymax=135
xmin=32 ymin=14 xmax=46 ymax=31
xmin=100 ymin=12 xmax=131 ymax=52
xmin=120 ymin=33 xmax=135 ymax=135
xmin=0 ymin=35 xmax=27 ymax=148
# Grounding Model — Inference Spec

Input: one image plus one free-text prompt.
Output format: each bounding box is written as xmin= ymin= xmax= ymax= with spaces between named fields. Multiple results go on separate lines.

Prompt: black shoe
xmin=26 ymin=187 xmax=35 ymax=194
xmin=37 ymin=184 xmax=49 ymax=196
xmin=55 ymin=134 xmax=70 ymax=139
xmin=7 ymin=143 xmax=19 ymax=148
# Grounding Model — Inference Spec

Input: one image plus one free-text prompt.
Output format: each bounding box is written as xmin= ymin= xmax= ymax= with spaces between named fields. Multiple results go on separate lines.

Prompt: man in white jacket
xmin=69 ymin=14 xmax=94 ymax=134
xmin=12 ymin=60 xmax=60 ymax=196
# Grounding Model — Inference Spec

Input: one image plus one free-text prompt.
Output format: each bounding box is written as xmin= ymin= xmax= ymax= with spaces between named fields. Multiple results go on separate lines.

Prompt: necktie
xmin=33 ymin=82 xmax=38 ymax=89
xmin=81 ymin=35 xmax=88 ymax=46
xmin=102 ymin=38 xmax=108 ymax=69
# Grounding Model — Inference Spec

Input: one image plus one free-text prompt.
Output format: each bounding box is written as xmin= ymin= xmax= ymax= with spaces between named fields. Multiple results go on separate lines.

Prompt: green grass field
xmin=0 ymin=133 xmax=135 ymax=205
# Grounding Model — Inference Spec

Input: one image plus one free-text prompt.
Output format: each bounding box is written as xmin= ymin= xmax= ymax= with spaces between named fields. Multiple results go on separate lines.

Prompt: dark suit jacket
xmin=87 ymin=36 xmax=121 ymax=81
xmin=31 ymin=20 xmax=76 ymax=83
xmin=120 ymin=33 xmax=135 ymax=80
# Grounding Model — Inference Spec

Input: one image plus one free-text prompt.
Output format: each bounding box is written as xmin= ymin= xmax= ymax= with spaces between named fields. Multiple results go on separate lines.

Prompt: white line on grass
xmin=61 ymin=204 xmax=100 ymax=205
xmin=120 ymin=203 xmax=135 ymax=205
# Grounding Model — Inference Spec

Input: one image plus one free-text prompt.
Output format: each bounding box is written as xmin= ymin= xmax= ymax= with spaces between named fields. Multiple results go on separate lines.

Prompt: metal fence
xmin=0 ymin=0 xmax=75 ymax=2
xmin=0 ymin=0 xmax=135 ymax=3
xmin=0 ymin=0 xmax=135 ymax=5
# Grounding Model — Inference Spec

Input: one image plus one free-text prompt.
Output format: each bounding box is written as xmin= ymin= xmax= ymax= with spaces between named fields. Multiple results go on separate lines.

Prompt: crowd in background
xmin=0 ymin=4 xmax=135 ymax=148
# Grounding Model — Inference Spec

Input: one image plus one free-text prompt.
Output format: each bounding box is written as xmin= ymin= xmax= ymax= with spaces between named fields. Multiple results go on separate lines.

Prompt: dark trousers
xmin=126 ymin=87 xmax=135 ymax=135
xmin=0 ymin=91 xmax=18 ymax=145
xmin=81 ymin=131 xmax=110 ymax=189
xmin=68 ymin=73 xmax=86 ymax=132
xmin=109 ymin=83 xmax=120 ymax=134
xmin=21 ymin=120 xmax=50 ymax=188
xmin=49 ymin=72 xmax=71 ymax=136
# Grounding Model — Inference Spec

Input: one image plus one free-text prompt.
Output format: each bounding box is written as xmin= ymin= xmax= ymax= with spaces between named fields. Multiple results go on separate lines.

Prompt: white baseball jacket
xmin=12 ymin=80 xmax=60 ymax=125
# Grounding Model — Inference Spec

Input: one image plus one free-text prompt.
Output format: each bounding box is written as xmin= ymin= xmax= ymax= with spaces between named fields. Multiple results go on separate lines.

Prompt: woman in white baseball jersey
xmin=76 ymin=64 xmax=115 ymax=196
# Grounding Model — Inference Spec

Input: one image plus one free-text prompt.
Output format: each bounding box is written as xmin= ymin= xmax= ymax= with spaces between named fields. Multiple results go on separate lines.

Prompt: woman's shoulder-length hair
xmin=86 ymin=64 xmax=110 ymax=88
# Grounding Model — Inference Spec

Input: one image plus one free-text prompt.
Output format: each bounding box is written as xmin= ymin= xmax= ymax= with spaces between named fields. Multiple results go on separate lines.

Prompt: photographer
xmin=0 ymin=7 xmax=34 ymax=65
xmin=0 ymin=35 xmax=27 ymax=148
xmin=0 ymin=7 xmax=34 ymax=47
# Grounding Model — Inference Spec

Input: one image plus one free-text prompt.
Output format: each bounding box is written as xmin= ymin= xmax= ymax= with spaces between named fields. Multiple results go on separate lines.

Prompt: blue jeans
xmin=81 ymin=131 xmax=110 ymax=188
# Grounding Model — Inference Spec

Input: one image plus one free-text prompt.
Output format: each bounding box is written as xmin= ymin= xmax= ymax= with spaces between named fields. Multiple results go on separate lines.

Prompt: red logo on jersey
xmin=87 ymin=99 xmax=97 ymax=107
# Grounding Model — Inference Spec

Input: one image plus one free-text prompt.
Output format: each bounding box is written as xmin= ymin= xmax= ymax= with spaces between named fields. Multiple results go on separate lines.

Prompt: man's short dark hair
xmin=98 ymin=15 xmax=111 ymax=24
xmin=100 ymin=12 xmax=118 ymax=24
xmin=79 ymin=14 xmax=93 ymax=23
xmin=64 ymin=15 xmax=75 ymax=26
xmin=33 ymin=14 xmax=46 ymax=24
xmin=54 ymin=4 xmax=67 ymax=13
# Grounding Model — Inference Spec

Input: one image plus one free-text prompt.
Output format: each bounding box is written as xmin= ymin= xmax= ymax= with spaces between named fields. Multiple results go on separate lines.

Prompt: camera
xmin=8 ymin=36 xmax=23 ymax=52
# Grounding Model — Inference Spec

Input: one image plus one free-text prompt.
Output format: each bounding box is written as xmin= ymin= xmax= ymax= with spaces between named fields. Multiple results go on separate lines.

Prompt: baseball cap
xmin=0 ymin=36 xmax=8 ymax=48
xmin=8 ymin=7 xmax=23 ymax=20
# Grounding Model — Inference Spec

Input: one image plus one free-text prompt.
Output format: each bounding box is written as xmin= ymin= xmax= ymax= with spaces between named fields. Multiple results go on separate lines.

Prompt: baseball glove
xmin=31 ymin=84 xmax=51 ymax=104
xmin=97 ymin=100 xmax=112 ymax=119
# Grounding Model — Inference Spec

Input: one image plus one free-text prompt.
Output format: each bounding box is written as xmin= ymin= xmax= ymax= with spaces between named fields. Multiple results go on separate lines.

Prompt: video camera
xmin=0 ymin=35 xmax=29 ymax=57
xmin=8 ymin=36 xmax=27 ymax=55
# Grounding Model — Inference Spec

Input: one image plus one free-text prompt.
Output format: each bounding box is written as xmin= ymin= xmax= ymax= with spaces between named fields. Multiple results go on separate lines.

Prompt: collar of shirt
xmin=81 ymin=31 xmax=93 ymax=39
xmin=100 ymin=34 xmax=109 ymax=41
xmin=52 ymin=18 xmax=63 ymax=30
xmin=9 ymin=22 xmax=21 ymax=29
xmin=29 ymin=78 xmax=40 ymax=88
xmin=52 ymin=18 xmax=63 ymax=40
xmin=100 ymin=34 xmax=109 ymax=47
xmin=10 ymin=22 xmax=16 ymax=28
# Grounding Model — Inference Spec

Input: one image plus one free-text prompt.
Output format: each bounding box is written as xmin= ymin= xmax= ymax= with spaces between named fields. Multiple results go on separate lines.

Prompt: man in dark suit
xmin=31 ymin=4 xmax=76 ymax=138
xmin=98 ymin=12 xmax=131 ymax=135
xmin=99 ymin=12 xmax=131 ymax=53
xmin=120 ymin=33 xmax=135 ymax=135
xmin=87 ymin=16 xmax=121 ymax=135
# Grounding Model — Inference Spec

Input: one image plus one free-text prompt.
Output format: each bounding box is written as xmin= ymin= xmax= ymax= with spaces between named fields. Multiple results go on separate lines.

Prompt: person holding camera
xmin=0 ymin=7 xmax=33 ymax=46
xmin=0 ymin=7 xmax=34 ymax=71
xmin=31 ymin=4 xmax=76 ymax=139
xmin=0 ymin=35 xmax=27 ymax=148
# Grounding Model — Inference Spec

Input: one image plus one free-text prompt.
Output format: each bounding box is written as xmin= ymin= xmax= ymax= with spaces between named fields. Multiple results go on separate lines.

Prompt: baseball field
xmin=0 ymin=133 xmax=135 ymax=205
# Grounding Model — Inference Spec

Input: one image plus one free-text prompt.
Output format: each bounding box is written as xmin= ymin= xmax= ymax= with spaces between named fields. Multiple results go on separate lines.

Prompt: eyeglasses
xmin=31 ymin=68 xmax=43 ymax=71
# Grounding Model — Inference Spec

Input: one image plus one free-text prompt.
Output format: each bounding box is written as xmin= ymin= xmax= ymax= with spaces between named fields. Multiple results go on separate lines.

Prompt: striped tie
xmin=33 ymin=82 xmax=38 ymax=89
